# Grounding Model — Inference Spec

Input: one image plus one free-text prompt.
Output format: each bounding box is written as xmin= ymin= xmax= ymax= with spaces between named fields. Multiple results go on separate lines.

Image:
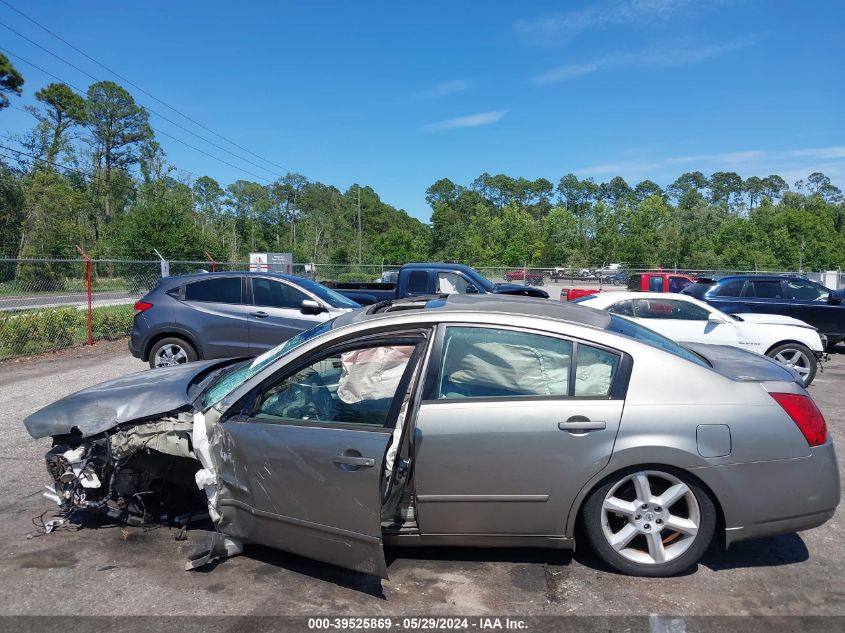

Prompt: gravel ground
xmin=0 ymin=338 xmax=843 ymax=619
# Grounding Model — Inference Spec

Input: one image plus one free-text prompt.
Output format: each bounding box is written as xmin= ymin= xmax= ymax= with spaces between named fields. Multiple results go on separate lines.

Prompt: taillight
xmin=133 ymin=301 xmax=153 ymax=314
xmin=770 ymin=392 xmax=828 ymax=447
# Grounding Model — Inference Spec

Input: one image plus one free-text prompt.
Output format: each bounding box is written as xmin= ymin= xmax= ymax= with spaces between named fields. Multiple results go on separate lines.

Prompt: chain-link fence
xmin=0 ymin=257 xmax=841 ymax=361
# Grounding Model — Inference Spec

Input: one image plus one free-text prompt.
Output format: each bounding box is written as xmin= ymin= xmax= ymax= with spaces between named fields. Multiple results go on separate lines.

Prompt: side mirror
xmin=465 ymin=284 xmax=479 ymax=294
xmin=828 ymin=293 xmax=842 ymax=305
xmin=300 ymin=299 xmax=325 ymax=315
xmin=708 ymin=312 xmax=727 ymax=324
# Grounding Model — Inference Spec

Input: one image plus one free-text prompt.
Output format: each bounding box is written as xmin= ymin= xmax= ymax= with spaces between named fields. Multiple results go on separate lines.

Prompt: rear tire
xmin=582 ymin=467 xmax=716 ymax=577
xmin=149 ymin=337 xmax=198 ymax=369
xmin=766 ymin=342 xmax=817 ymax=386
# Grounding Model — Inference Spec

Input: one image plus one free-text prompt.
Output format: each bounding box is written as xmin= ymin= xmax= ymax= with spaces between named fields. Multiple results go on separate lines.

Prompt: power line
xmin=0 ymin=47 xmax=273 ymax=183
xmin=0 ymin=22 xmax=283 ymax=180
xmin=0 ymin=0 xmax=293 ymax=174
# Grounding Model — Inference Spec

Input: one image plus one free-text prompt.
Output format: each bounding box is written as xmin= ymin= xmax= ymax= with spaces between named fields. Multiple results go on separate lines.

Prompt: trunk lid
xmin=682 ymin=342 xmax=801 ymax=383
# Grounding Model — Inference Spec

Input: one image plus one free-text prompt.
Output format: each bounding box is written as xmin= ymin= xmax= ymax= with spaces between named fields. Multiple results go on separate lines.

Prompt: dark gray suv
xmin=129 ymin=272 xmax=360 ymax=368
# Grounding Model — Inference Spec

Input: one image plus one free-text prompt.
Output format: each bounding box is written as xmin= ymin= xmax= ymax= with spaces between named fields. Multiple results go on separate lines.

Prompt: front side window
xmin=750 ymin=280 xmax=785 ymax=299
xmin=252 ymin=278 xmax=307 ymax=309
xmin=254 ymin=345 xmax=415 ymax=426
xmin=437 ymin=272 xmax=470 ymax=294
xmin=184 ymin=277 xmax=242 ymax=304
xmin=633 ymin=299 xmax=709 ymax=321
xmin=785 ymin=279 xmax=830 ymax=302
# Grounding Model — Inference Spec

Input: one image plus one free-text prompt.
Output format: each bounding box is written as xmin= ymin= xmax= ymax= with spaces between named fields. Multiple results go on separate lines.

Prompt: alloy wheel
xmin=773 ymin=348 xmax=812 ymax=382
xmin=154 ymin=343 xmax=189 ymax=367
xmin=600 ymin=470 xmax=701 ymax=566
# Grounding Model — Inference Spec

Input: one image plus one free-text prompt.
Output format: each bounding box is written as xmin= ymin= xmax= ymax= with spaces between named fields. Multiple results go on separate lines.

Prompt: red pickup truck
xmin=560 ymin=272 xmax=695 ymax=301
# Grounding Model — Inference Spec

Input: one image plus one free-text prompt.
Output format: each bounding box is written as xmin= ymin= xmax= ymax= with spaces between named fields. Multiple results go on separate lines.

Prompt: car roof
xmin=579 ymin=291 xmax=711 ymax=308
xmin=695 ymin=274 xmax=805 ymax=284
xmin=402 ymin=262 xmax=476 ymax=272
xmin=160 ymin=270 xmax=304 ymax=284
xmin=336 ymin=293 xmax=612 ymax=330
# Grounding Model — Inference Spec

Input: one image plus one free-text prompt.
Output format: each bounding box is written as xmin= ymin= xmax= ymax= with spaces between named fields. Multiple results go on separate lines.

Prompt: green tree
xmin=0 ymin=53 xmax=24 ymax=110
xmin=30 ymin=83 xmax=87 ymax=164
xmin=86 ymin=81 xmax=152 ymax=224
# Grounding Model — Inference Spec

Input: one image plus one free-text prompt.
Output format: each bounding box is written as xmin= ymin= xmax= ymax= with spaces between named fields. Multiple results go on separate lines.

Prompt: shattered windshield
xmin=200 ymin=320 xmax=335 ymax=409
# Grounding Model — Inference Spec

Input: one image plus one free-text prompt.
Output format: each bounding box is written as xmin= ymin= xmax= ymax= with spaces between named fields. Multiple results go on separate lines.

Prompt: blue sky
xmin=2 ymin=0 xmax=844 ymax=221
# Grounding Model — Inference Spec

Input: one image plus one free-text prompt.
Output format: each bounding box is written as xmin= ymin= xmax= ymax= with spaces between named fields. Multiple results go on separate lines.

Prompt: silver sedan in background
xmin=25 ymin=294 xmax=840 ymax=578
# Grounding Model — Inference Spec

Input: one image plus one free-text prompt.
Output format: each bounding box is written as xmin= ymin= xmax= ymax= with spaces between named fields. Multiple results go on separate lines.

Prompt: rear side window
xmin=252 ymin=278 xmax=307 ymax=309
xmin=750 ymin=280 xmax=784 ymax=299
xmin=184 ymin=277 xmax=242 ymax=304
xmin=438 ymin=327 xmax=572 ymax=399
xmin=714 ymin=279 xmax=746 ymax=297
xmin=648 ymin=276 xmax=663 ymax=292
xmin=435 ymin=327 xmax=621 ymax=400
xmin=575 ymin=344 xmax=620 ymax=397
xmin=407 ymin=270 xmax=429 ymax=294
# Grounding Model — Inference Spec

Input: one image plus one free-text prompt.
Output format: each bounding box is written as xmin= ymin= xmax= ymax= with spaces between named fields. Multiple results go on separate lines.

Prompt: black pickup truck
xmin=323 ymin=263 xmax=549 ymax=305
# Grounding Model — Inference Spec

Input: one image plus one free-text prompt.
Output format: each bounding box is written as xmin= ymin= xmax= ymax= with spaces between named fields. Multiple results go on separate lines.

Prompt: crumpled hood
xmin=493 ymin=283 xmax=550 ymax=298
xmin=24 ymin=359 xmax=238 ymax=439
xmin=733 ymin=313 xmax=815 ymax=328
xmin=682 ymin=342 xmax=801 ymax=383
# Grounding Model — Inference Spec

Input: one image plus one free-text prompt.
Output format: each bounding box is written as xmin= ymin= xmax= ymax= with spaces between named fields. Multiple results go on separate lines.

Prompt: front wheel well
xmin=573 ymin=463 xmax=727 ymax=549
xmin=764 ymin=340 xmax=814 ymax=356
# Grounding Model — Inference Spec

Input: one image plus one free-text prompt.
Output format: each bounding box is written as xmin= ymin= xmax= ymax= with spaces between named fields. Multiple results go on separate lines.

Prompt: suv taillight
xmin=133 ymin=301 xmax=153 ymax=314
xmin=770 ymin=392 xmax=828 ymax=446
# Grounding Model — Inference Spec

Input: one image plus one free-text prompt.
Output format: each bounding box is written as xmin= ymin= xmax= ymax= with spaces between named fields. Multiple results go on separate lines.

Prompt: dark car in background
xmin=130 ymin=272 xmax=360 ymax=368
xmin=683 ymin=275 xmax=845 ymax=349
xmin=324 ymin=263 xmax=549 ymax=305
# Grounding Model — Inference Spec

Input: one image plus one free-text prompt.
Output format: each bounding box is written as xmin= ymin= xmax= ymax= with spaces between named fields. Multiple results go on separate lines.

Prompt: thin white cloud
xmin=576 ymin=145 xmax=845 ymax=188
xmin=516 ymin=0 xmax=695 ymax=44
xmin=423 ymin=110 xmax=508 ymax=132
xmin=531 ymin=39 xmax=748 ymax=84
xmin=419 ymin=79 xmax=471 ymax=99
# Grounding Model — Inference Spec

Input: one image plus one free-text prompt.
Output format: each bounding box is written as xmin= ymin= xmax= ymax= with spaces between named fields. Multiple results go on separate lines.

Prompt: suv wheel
xmin=766 ymin=342 xmax=817 ymax=386
xmin=149 ymin=337 xmax=198 ymax=369
xmin=582 ymin=468 xmax=716 ymax=577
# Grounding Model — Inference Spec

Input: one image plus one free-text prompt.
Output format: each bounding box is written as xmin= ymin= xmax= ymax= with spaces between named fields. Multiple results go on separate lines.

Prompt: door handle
xmin=558 ymin=417 xmax=606 ymax=431
xmin=250 ymin=311 xmax=269 ymax=318
xmin=333 ymin=455 xmax=375 ymax=468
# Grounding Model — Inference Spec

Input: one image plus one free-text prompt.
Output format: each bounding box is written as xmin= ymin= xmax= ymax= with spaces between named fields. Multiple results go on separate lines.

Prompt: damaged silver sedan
xmin=25 ymin=295 xmax=840 ymax=577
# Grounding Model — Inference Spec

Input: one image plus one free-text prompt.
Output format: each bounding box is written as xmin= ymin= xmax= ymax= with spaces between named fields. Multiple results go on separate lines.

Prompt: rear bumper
xmin=725 ymin=508 xmax=836 ymax=547
xmin=711 ymin=442 xmax=840 ymax=547
xmin=128 ymin=336 xmax=141 ymax=359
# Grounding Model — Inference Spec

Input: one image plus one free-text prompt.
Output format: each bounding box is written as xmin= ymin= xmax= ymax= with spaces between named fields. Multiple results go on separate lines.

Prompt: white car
xmin=576 ymin=291 xmax=826 ymax=385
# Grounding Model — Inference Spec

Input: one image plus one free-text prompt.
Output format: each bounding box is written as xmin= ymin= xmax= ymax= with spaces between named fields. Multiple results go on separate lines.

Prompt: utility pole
xmin=799 ymin=237 xmax=805 ymax=273
xmin=357 ymin=185 xmax=362 ymax=265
